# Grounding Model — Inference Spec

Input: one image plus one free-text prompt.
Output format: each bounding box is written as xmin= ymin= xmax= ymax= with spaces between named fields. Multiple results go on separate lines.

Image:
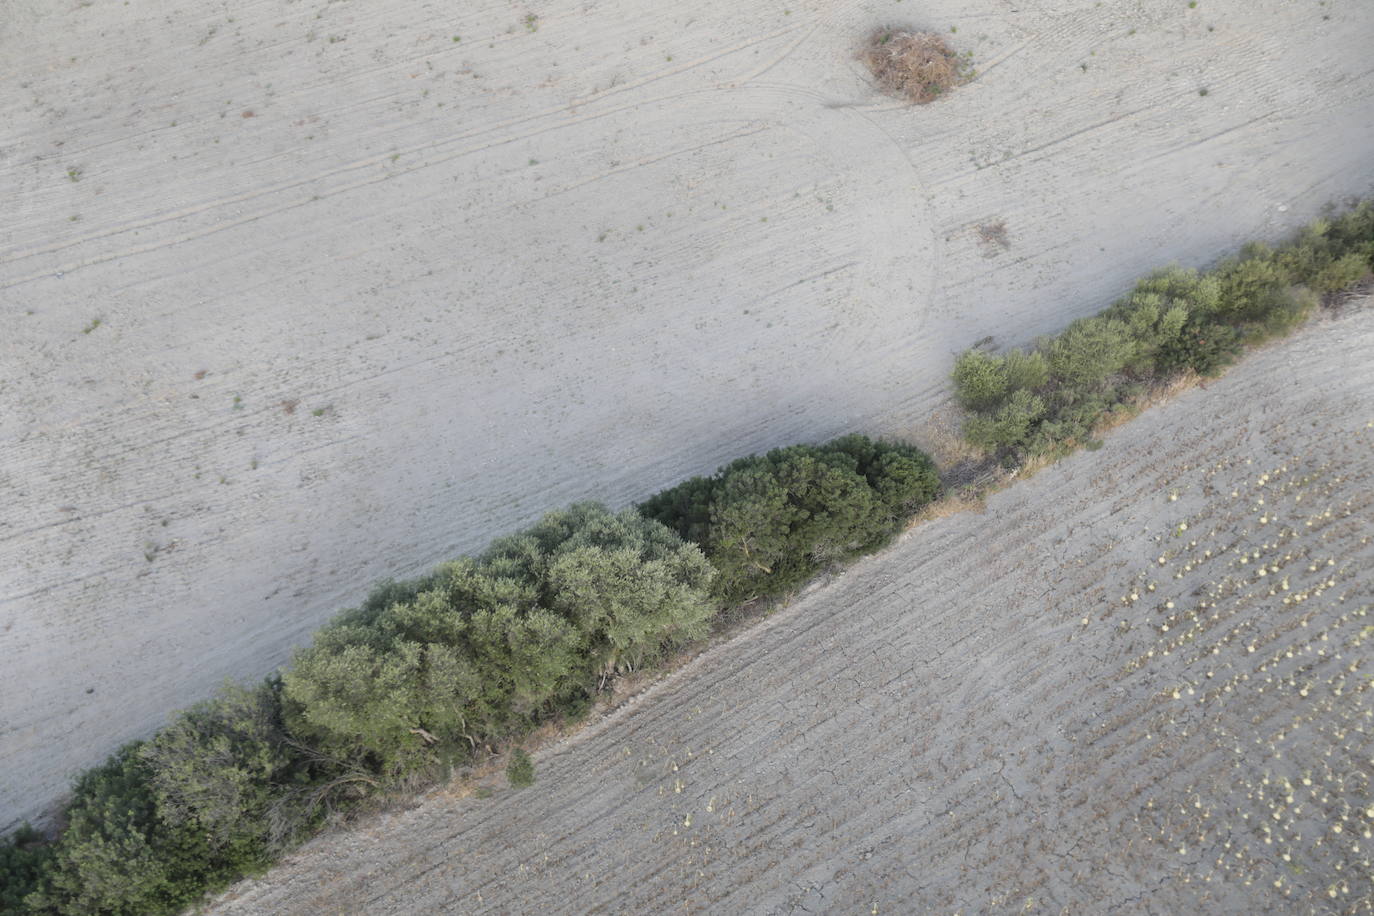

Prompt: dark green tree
xmin=643 ymin=439 xmax=938 ymax=603
xmin=0 ymin=825 xmax=52 ymax=916
xmin=138 ymin=682 xmax=301 ymax=858
xmin=24 ymin=748 xmax=239 ymax=916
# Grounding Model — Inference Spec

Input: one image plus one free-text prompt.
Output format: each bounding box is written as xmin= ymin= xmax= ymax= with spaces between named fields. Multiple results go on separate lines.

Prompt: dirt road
xmin=4 ymin=0 xmax=1373 ymax=831
xmin=208 ymin=305 xmax=1374 ymax=914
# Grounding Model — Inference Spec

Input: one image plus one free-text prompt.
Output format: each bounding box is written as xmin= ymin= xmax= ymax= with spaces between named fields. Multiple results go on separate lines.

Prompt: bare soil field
xmin=3 ymin=0 xmax=1373 ymax=831
xmin=207 ymin=304 xmax=1374 ymax=914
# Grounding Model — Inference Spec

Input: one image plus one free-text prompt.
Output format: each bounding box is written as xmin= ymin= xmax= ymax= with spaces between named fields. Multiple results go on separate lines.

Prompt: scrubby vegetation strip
xmin=2 ymin=200 xmax=1371 ymax=916
xmin=0 ymin=441 xmax=935 ymax=916
xmin=952 ymin=202 xmax=1374 ymax=464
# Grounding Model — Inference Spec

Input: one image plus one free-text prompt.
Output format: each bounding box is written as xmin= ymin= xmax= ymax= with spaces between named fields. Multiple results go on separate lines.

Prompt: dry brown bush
xmin=860 ymin=28 xmax=966 ymax=104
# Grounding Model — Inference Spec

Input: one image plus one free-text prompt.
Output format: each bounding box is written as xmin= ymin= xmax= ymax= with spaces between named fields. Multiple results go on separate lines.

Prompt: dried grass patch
xmin=905 ymin=407 xmax=985 ymax=471
xmin=905 ymin=492 xmax=986 ymax=527
xmin=860 ymin=28 xmax=968 ymax=104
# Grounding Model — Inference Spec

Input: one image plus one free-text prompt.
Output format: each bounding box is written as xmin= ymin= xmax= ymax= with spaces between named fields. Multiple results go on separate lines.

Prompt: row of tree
xmin=640 ymin=436 xmax=940 ymax=603
xmin=952 ymin=202 xmax=1374 ymax=460
xmin=0 ymin=436 xmax=939 ymax=916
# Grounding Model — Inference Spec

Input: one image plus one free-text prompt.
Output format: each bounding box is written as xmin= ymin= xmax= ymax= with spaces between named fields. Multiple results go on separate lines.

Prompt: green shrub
xmin=1102 ymin=269 xmax=1207 ymax=371
xmin=1260 ymin=208 xmax=1374 ymax=294
xmin=1311 ymin=252 xmax=1370 ymax=293
xmin=824 ymin=435 xmax=941 ymax=516
xmin=343 ymin=575 xmax=440 ymax=630
xmin=1213 ymin=252 xmax=1293 ymax=323
xmin=641 ymin=436 xmax=939 ymax=603
xmin=139 ymin=681 xmax=306 ymax=857
xmin=951 ymin=349 xmax=1010 ymax=412
xmin=1325 ymin=200 xmax=1374 ymax=267
xmin=0 ymin=825 xmax=51 ymax=915
xmin=23 ymin=747 xmax=246 ymax=916
xmin=1001 ymin=349 xmax=1050 ymax=394
xmin=1153 ymin=316 xmax=1242 ymax=376
xmin=963 ymin=388 xmax=1046 ymax=453
xmin=1245 ymin=285 xmax=1317 ymax=344
xmin=505 ymin=749 xmax=535 ymax=789
xmin=954 ymin=199 xmax=1374 ymax=464
xmin=282 ymin=632 xmax=490 ymax=778
xmin=484 ymin=503 xmax=718 ymax=675
xmin=1045 ymin=315 xmax=1136 ymax=393
xmin=1026 ymin=385 xmax=1135 ymax=457
xmin=711 ymin=448 xmax=885 ymax=599
xmin=282 ymin=504 xmax=715 ymax=777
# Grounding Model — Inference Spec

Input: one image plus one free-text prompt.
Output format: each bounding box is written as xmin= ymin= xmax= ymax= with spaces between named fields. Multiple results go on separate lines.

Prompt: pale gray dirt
xmin=3 ymin=0 xmax=1373 ymax=830
xmin=207 ymin=306 xmax=1374 ymax=915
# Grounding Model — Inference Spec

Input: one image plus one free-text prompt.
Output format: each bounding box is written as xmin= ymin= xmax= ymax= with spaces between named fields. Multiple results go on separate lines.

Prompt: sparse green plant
xmin=506 ymin=749 xmax=535 ymax=788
